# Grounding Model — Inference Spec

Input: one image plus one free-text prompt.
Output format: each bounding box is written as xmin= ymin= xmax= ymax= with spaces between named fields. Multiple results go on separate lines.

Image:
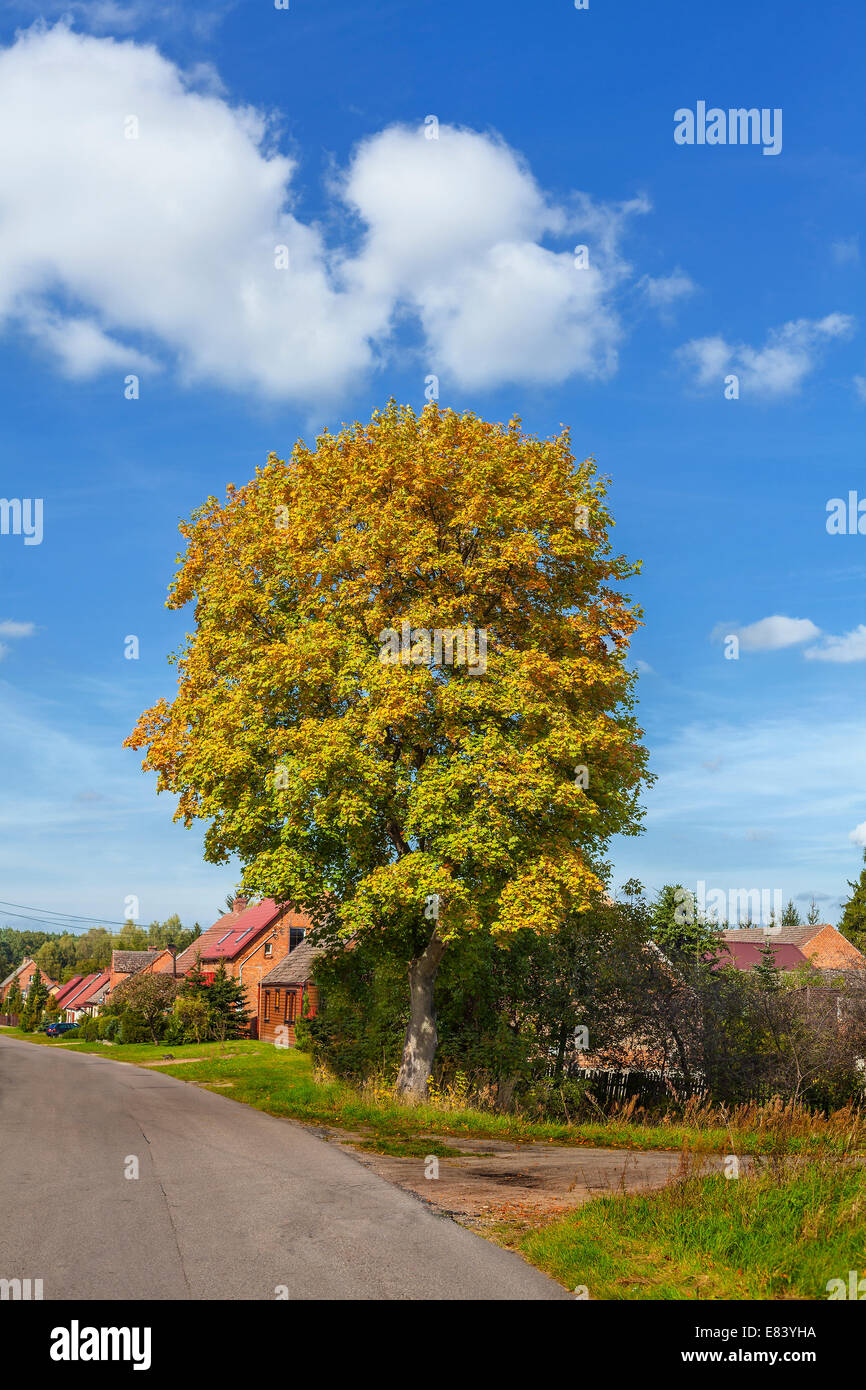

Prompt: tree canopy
xmin=127 ymin=402 xmax=651 ymax=1093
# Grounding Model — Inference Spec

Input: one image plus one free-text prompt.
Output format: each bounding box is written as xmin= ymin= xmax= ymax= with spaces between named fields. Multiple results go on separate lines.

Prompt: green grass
xmin=3 ymin=1027 xmax=863 ymax=1159
xmin=502 ymin=1157 xmax=866 ymax=1300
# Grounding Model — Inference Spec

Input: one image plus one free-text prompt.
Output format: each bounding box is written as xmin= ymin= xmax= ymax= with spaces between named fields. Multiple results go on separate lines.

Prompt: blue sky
xmin=1 ymin=0 xmax=865 ymax=934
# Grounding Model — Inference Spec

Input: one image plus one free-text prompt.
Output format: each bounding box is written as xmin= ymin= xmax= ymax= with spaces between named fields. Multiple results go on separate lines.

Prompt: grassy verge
xmin=2 ymin=1027 xmax=863 ymax=1159
xmin=495 ymin=1155 xmax=866 ymax=1300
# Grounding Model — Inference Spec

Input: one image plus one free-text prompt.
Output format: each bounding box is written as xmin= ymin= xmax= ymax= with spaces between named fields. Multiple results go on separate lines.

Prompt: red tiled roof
xmin=52 ymin=975 xmax=84 ymax=1007
xmin=720 ymin=926 xmax=827 ymax=946
xmin=73 ymin=970 xmax=110 ymax=1007
xmin=61 ymin=972 xmax=104 ymax=1011
xmin=174 ymin=898 xmax=285 ymax=972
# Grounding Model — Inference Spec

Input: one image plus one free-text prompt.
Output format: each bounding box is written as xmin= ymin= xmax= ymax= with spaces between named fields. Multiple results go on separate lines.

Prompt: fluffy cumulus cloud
xmin=678 ymin=313 xmax=855 ymax=397
xmin=0 ymin=23 xmax=651 ymax=403
xmin=805 ymin=624 xmax=866 ymax=664
xmin=715 ymin=615 xmax=866 ymax=664
xmin=849 ymin=821 xmax=866 ymax=847
xmin=720 ymin=615 xmax=821 ymax=652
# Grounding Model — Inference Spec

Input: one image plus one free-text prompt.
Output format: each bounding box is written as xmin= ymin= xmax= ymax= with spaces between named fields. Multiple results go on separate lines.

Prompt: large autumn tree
xmin=127 ymin=402 xmax=650 ymax=1098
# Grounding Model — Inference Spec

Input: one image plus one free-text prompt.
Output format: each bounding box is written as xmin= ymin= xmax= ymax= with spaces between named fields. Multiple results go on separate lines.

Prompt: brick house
xmin=258 ymin=935 xmax=323 ymax=1046
xmin=172 ymin=897 xmax=314 ymax=1030
xmin=108 ymin=947 xmax=175 ymax=997
xmin=719 ymin=924 xmax=866 ymax=975
xmin=60 ymin=970 xmax=111 ymax=1022
xmin=0 ymin=958 xmax=57 ymax=1006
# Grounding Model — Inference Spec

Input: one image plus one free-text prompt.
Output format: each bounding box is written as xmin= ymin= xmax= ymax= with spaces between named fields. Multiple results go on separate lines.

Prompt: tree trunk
xmin=395 ymin=929 xmax=447 ymax=1102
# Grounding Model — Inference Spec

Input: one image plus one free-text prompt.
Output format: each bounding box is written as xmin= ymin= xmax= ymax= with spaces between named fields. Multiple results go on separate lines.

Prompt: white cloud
xmin=678 ymin=313 xmax=855 ymax=397
xmin=8 ymin=1 xmax=230 ymax=38
xmin=805 ymin=624 xmax=866 ymax=664
xmin=0 ymin=621 xmax=35 ymax=638
xmin=715 ymin=615 xmax=866 ymax=664
xmin=849 ymin=821 xmax=866 ymax=847
xmin=722 ymin=615 xmax=821 ymax=652
xmin=22 ymin=307 xmax=157 ymax=379
xmin=638 ymin=268 xmax=696 ymax=310
xmin=853 ymin=375 xmax=866 ymax=402
xmin=0 ymin=24 xmax=654 ymax=402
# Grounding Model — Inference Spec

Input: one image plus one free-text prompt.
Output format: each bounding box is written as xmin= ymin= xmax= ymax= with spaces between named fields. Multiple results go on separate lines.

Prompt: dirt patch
xmin=140 ymin=1057 xmax=206 ymax=1066
xmin=338 ymin=1135 xmax=752 ymax=1224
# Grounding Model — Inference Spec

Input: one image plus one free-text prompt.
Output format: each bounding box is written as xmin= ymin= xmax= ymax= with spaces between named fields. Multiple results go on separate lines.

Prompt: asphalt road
xmin=0 ymin=1037 xmax=567 ymax=1300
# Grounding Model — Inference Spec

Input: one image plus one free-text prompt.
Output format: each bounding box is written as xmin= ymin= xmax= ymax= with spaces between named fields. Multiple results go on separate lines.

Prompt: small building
xmin=712 ymin=940 xmax=810 ymax=972
xmin=0 ymin=958 xmax=57 ymax=1005
xmin=60 ymin=970 xmax=111 ymax=1022
xmin=719 ymin=924 xmax=866 ymax=974
xmin=108 ymin=947 xmax=173 ymax=996
xmin=258 ymin=935 xmax=323 ymax=1047
xmin=172 ymin=897 xmax=314 ymax=1027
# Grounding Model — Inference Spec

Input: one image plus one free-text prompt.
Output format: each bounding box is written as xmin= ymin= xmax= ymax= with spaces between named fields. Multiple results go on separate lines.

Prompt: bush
xmin=169 ymin=994 xmax=210 ymax=1044
xmin=117 ymin=1009 xmax=159 ymax=1044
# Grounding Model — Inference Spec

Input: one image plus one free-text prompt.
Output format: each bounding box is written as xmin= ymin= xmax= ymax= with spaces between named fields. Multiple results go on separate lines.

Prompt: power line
xmin=0 ymin=898 xmax=135 ymax=926
xmin=0 ymin=899 xmax=148 ymax=933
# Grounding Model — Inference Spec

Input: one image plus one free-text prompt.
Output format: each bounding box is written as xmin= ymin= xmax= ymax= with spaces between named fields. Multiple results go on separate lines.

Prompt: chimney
xmin=233 ymin=895 xmax=248 ymax=914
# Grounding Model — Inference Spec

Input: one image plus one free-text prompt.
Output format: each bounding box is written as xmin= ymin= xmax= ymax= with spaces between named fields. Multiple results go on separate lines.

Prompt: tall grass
xmin=514 ymin=1152 xmax=866 ymax=1299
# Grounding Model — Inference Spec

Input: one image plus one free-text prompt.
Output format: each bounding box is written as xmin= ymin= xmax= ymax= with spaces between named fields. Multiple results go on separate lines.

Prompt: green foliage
xmin=839 ymin=850 xmax=866 ymax=954
xmin=307 ymin=895 xmax=652 ymax=1105
xmin=168 ymin=995 xmax=211 ymax=1044
xmin=517 ymin=1156 xmax=866 ymax=1300
xmin=781 ymin=898 xmax=802 ymax=927
xmin=20 ymin=969 xmax=50 ymax=1032
xmin=168 ymin=957 xmax=250 ymax=1042
xmin=206 ymin=959 xmax=251 ymax=1040
xmin=110 ymin=971 xmax=182 ymax=1043
xmin=752 ymin=939 xmax=782 ymax=992
xmin=117 ymin=1010 xmax=154 ymax=1045
xmin=5 ymin=980 xmax=23 ymax=1016
xmin=650 ymin=883 xmax=721 ymax=964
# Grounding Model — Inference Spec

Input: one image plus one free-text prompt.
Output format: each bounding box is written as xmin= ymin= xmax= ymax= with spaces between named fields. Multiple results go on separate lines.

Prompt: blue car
xmin=45 ymin=1021 xmax=78 ymax=1037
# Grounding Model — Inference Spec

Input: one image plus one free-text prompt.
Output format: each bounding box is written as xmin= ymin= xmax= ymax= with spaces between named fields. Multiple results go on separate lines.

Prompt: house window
xmin=285 ymin=992 xmax=295 ymax=1023
xmin=264 ymin=942 xmax=273 ymax=958
xmin=264 ymin=990 xmax=270 ymax=1023
xmin=288 ymin=928 xmax=305 ymax=951
xmin=274 ymin=991 xmax=281 ymax=1014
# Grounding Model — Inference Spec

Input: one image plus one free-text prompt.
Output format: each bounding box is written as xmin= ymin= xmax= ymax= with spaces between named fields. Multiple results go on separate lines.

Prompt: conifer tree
xmin=21 ymin=969 xmax=50 ymax=1031
xmin=752 ymin=938 xmax=781 ymax=992
xmin=5 ymin=979 xmax=23 ymax=1017
xmin=839 ymin=851 xmax=866 ymax=953
xmin=207 ymin=958 xmax=250 ymax=1041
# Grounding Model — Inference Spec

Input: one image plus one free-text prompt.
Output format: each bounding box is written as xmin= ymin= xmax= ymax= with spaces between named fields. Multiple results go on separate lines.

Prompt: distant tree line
xmin=0 ymin=916 xmax=202 ymax=984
